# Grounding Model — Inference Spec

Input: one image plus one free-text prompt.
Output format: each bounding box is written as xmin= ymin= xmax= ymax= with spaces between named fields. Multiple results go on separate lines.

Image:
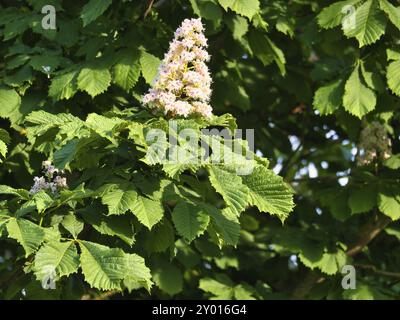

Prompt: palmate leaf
xmin=77 ymin=68 xmax=111 ymax=97
xmin=241 ymin=165 xmax=294 ymax=221
xmin=34 ymin=240 xmax=80 ymax=281
xmin=6 ymin=218 xmax=46 ymax=257
xmin=171 ymin=201 xmax=210 ymax=243
xmin=208 ymin=166 xmax=249 ymax=216
xmin=343 ymin=64 xmax=376 ymax=118
xmin=79 ymin=241 xmax=152 ymax=292
xmin=342 ymin=0 xmax=387 ymax=47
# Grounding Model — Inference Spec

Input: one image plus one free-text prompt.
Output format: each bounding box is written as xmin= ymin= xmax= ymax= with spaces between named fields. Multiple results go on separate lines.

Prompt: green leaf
xmin=34 ymin=240 xmax=79 ymax=280
xmin=190 ymin=0 xmax=223 ymax=27
xmin=53 ymin=138 xmax=80 ymax=170
xmin=61 ymin=214 xmax=84 ymax=238
xmin=80 ymin=204 xmax=135 ymax=246
xmin=112 ymin=49 xmax=141 ymax=91
xmin=384 ymin=154 xmax=400 ymax=169
xmin=225 ymin=15 xmax=248 ymax=40
xmin=144 ymin=220 xmax=175 ymax=253
xmin=387 ymin=59 xmax=400 ymax=96
xmin=33 ymin=191 xmax=54 ymax=213
xmin=48 ymin=70 xmax=78 ymax=101
xmin=202 ymin=204 xmax=241 ymax=246
xmin=348 ymin=185 xmax=377 ymax=214
xmin=241 ymin=165 xmax=294 ymax=221
xmin=0 ymin=141 xmax=7 ymax=160
xmin=6 ymin=218 xmax=46 ymax=257
xmin=130 ymin=195 xmax=164 ymax=230
xmin=0 ymin=87 xmax=21 ymax=119
xmin=101 ymin=183 xmax=138 ymax=215
xmin=379 ymin=0 xmax=400 ymax=30
xmin=378 ymin=192 xmax=400 ymax=220
xmin=248 ymin=30 xmax=286 ymax=75
xmin=0 ymin=185 xmax=30 ymax=200
xmin=152 ymin=257 xmax=183 ymax=296
xmin=313 ymin=79 xmax=345 ymax=115
xmin=140 ymin=52 xmax=161 ymax=85
xmin=172 ymin=201 xmax=210 ymax=242
xmin=208 ymin=166 xmax=249 ymax=216
xmin=77 ymin=68 xmax=111 ymax=97
xmin=343 ymin=65 xmax=376 ymax=118
xmin=123 ymin=253 xmax=153 ymax=293
xmin=79 ymin=241 xmax=126 ymax=291
xmin=81 ymin=0 xmax=112 ymax=27
xmin=318 ymin=0 xmax=361 ymax=29
xmin=218 ymin=0 xmax=260 ymax=20
xmin=343 ymin=283 xmax=388 ymax=300
xmin=199 ymin=276 xmax=234 ymax=299
xmin=343 ymin=0 xmax=387 ymax=47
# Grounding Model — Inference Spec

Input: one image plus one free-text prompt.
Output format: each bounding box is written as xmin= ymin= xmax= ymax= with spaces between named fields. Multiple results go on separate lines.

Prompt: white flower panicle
xmin=29 ymin=161 xmax=68 ymax=195
xmin=356 ymin=121 xmax=392 ymax=166
xmin=142 ymin=18 xmax=213 ymax=118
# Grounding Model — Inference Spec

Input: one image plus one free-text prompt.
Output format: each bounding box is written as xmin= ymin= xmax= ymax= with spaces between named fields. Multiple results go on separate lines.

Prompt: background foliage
xmin=0 ymin=0 xmax=400 ymax=300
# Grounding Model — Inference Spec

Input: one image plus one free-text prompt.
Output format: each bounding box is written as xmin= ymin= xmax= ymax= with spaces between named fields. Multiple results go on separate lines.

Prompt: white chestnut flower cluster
xmin=29 ymin=161 xmax=68 ymax=195
xmin=356 ymin=121 xmax=392 ymax=166
xmin=142 ymin=18 xmax=213 ymax=118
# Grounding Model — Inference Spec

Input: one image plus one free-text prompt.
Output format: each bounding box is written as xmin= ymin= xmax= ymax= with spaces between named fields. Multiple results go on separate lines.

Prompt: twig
xmin=143 ymin=0 xmax=155 ymax=19
xmin=354 ymin=264 xmax=400 ymax=279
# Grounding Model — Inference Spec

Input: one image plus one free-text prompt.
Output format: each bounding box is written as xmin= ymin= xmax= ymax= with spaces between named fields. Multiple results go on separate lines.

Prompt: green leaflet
xmin=342 ymin=0 xmax=387 ymax=47
xmin=343 ymin=64 xmax=376 ymax=118
xmin=34 ymin=240 xmax=80 ymax=280
xmin=172 ymin=201 xmax=210 ymax=243
xmin=100 ymin=183 xmax=138 ymax=216
xmin=208 ymin=165 xmax=249 ymax=216
xmin=318 ymin=0 xmax=362 ymax=29
xmin=218 ymin=0 xmax=260 ymax=20
xmin=130 ymin=195 xmax=164 ymax=230
xmin=0 ymin=87 xmax=21 ymax=119
xmin=77 ymin=68 xmax=112 ymax=97
xmin=140 ymin=52 xmax=161 ymax=85
xmin=81 ymin=0 xmax=113 ymax=27
xmin=6 ymin=218 xmax=46 ymax=257
xmin=379 ymin=0 xmax=400 ymax=31
xmin=313 ymin=79 xmax=345 ymax=115
xmin=241 ymin=165 xmax=294 ymax=221
xmin=79 ymin=241 xmax=152 ymax=292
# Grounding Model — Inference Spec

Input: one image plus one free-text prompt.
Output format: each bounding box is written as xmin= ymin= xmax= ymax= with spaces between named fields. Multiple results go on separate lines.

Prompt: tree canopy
xmin=0 ymin=0 xmax=399 ymax=300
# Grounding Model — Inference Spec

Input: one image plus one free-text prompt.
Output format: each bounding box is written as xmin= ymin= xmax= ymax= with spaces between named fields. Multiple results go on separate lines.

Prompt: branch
xmin=354 ymin=264 xmax=400 ymax=279
xmin=292 ymin=213 xmax=392 ymax=299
